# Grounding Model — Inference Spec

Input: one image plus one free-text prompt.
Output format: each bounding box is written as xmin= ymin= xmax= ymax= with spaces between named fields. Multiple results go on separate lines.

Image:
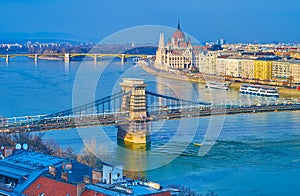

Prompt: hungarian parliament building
xmin=155 ymin=21 xmax=202 ymax=71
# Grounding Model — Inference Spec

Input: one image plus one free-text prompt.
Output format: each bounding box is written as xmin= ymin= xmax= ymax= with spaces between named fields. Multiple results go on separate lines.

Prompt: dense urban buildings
xmin=0 ymin=149 xmax=173 ymax=196
xmin=154 ymin=23 xmax=300 ymax=85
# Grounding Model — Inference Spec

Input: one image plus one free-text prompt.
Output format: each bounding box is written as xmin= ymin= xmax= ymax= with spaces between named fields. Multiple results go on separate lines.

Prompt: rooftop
xmin=85 ymin=181 xmax=171 ymax=196
xmin=0 ymin=150 xmax=64 ymax=195
xmin=255 ymin=56 xmax=281 ymax=61
xmin=2 ymin=150 xmax=64 ymax=169
xmin=52 ymin=161 xmax=93 ymax=184
xmin=0 ymin=150 xmax=171 ymax=196
xmin=23 ymin=176 xmax=77 ymax=196
xmin=0 ymin=150 xmax=94 ymax=195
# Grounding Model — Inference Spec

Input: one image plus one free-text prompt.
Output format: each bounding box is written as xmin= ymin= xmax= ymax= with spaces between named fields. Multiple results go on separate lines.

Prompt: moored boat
xmin=206 ymin=81 xmax=229 ymax=90
xmin=240 ymin=84 xmax=279 ymax=97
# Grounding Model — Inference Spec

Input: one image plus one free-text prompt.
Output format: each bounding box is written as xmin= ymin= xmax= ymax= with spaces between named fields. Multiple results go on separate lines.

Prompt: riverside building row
xmin=154 ymin=22 xmax=300 ymax=84
xmin=214 ymin=56 xmax=300 ymax=83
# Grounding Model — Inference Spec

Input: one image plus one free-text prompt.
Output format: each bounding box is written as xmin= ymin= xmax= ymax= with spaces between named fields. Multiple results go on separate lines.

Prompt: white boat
xmin=132 ymin=57 xmax=140 ymax=62
xmin=240 ymin=84 xmax=279 ymax=97
xmin=206 ymin=81 xmax=228 ymax=90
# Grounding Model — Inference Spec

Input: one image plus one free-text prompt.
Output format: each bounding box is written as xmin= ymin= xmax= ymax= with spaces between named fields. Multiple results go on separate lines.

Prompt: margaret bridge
xmin=0 ymin=53 xmax=154 ymax=64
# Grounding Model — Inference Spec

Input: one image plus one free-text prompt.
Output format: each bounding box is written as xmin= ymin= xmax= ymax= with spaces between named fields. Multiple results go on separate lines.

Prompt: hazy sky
xmin=1 ymin=0 xmax=299 ymax=43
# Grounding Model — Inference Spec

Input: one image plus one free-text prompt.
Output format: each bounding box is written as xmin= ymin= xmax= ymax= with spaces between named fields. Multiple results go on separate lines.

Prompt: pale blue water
xmin=0 ymin=59 xmax=300 ymax=195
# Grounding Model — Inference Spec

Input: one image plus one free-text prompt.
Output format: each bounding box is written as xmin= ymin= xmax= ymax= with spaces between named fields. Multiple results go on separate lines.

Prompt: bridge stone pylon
xmin=64 ymin=53 xmax=70 ymax=62
xmin=118 ymin=78 xmax=150 ymax=144
xmin=120 ymin=78 xmax=147 ymax=120
xmin=6 ymin=55 xmax=9 ymax=64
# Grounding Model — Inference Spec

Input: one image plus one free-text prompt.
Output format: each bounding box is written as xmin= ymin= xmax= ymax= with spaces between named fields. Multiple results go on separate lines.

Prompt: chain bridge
xmin=1 ymin=78 xmax=300 ymax=144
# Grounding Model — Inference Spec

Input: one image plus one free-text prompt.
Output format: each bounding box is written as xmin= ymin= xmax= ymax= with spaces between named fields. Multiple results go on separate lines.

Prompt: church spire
xmin=158 ymin=33 xmax=165 ymax=48
xmin=177 ymin=19 xmax=181 ymax=30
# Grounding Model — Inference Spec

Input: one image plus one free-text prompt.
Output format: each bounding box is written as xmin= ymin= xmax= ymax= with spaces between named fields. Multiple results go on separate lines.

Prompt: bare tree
xmin=11 ymin=132 xmax=52 ymax=154
xmin=62 ymin=146 xmax=77 ymax=160
xmin=0 ymin=133 xmax=14 ymax=146
xmin=77 ymin=139 xmax=104 ymax=169
xmin=1 ymin=133 xmax=108 ymax=169
xmin=169 ymin=185 xmax=218 ymax=196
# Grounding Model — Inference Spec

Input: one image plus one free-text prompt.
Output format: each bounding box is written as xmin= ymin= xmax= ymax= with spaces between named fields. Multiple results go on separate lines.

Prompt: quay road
xmin=1 ymin=103 xmax=300 ymax=134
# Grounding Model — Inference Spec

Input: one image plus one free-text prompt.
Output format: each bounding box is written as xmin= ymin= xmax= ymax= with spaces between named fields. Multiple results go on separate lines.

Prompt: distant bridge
xmin=1 ymin=78 xmax=300 ymax=144
xmin=0 ymin=53 xmax=154 ymax=64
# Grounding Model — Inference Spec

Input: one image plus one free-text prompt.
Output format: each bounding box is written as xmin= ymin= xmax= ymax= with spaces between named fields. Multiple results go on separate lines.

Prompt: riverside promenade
xmin=138 ymin=60 xmax=300 ymax=99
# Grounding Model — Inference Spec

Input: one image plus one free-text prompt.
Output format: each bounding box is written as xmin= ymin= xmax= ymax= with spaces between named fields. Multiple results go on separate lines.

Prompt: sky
xmin=0 ymin=0 xmax=299 ymax=43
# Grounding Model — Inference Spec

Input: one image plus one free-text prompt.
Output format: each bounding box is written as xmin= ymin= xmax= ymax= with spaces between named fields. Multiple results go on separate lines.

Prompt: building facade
xmin=203 ymin=51 xmax=220 ymax=75
xmin=290 ymin=60 xmax=300 ymax=83
xmin=290 ymin=50 xmax=300 ymax=59
xmin=225 ymin=57 xmax=242 ymax=77
xmin=241 ymin=58 xmax=255 ymax=79
xmin=216 ymin=56 xmax=228 ymax=76
xmin=254 ymin=58 xmax=273 ymax=81
xmin=215 ymin=56 xmax=254 ymax=78
xmin=272 ymin=60 xmax=291 ymax=81
xmin=155 ymin=22 xmax=197 ymax=71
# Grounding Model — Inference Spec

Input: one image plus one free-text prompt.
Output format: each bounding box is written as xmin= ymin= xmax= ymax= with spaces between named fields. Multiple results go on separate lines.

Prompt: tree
xmin=1 ymin=132 xmax=108 ymax=169
xmin=169 ymin=184 xmax=218 ymax=196
xmin=11 ymin=132 xmax=52 ymax=154
xmin=62 ymin=146 xmax=77 ymax=160
xmin=0 ymin=133 xmax=14 ymax=146
xmin=0 ymin=132 xmax=64 ymax=156
xmin=77 ymin=139 xmax=104 ymax=169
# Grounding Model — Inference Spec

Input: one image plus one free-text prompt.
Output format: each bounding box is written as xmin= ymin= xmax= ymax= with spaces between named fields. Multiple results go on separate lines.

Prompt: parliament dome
xmin=172 ymin=20 xmax=185 ymax=40
xmin=172 ymin=29 xmax=185 ymax=40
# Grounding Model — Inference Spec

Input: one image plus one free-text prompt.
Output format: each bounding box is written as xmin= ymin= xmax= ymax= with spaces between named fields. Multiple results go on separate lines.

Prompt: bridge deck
xmin=1 ymin=103 xmax=299 ymax=134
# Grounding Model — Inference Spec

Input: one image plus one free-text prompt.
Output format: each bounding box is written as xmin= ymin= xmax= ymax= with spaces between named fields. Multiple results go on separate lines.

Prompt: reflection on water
xmin=117 ymin=140 xmax=148 ymax=180
xmin=117 ymin=140 xmax=150 ymax=151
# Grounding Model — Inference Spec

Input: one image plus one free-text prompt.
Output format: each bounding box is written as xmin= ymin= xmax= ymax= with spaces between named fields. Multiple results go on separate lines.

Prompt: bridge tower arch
xmin=6 ymin=55 xmax=9 ymax=64
xmin=118 ymin=78 xmax=150 ymax=144
xmin=121 ymin=54 xmax=126 ymax=64
xmin=120 ymin=78 xmax=147 ymax=120
xmin=34 ymin=54 xmax=38 ymax=63
xmin=64 ymin=53 xmax=70 ymax=62
xmin=94 ymin=54 xmax=97 ymax=63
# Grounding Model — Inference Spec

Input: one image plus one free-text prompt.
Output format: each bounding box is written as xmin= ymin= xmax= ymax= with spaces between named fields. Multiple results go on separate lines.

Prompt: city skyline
xmin=0 ymin=0 xmax=299 ymax=43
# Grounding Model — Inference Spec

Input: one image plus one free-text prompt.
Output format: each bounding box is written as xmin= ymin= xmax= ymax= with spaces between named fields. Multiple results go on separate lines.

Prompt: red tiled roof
xmin=23 ymin=176 xmax=77 ymax=196
xmin=81 ymin=189 xmax=106 ymax=196
xmin=171 ymin=50 xmax=183 ymax=55
xmin=149 ymin=192 xmax=171 ymax=196
xmin=180 ymin=42 xmax=188 ymax=48
xmin=218 ymin=55 xmax=230 ymax=58
xmin=172 ymin=30 xmax=185 ymax=40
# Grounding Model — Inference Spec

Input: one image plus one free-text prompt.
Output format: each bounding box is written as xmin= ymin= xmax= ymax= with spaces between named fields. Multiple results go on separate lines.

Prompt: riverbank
xmin=229 ymin=83 xmax=300 ymax=99
xmin=138 ymin=60 xmax=210 ymax=84
xmin=139 ymin=60 xmax=300 ymax=99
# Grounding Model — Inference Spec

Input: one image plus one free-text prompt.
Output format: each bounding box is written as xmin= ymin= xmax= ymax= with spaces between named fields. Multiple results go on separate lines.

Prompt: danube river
xmin=1 ymin=58 xmax=300 ymax=195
